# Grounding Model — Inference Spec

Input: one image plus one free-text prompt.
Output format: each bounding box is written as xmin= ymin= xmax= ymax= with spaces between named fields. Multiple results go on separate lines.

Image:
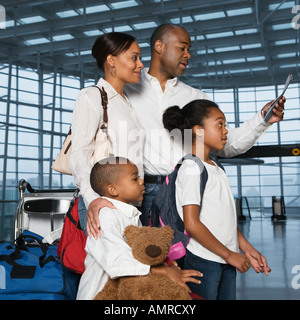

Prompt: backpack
xmin=57 ymin=196 xmax=87 ymax=274
xmin=150 ymin=153 xmax=224 ymax=262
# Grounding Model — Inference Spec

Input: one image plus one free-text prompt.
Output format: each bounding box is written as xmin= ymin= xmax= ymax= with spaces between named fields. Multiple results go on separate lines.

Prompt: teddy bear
xmin=93 ymin=225 xmax=191 ymax=300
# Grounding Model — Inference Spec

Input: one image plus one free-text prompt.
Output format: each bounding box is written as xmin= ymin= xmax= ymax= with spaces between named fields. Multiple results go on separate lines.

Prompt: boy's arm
xmin=237 ymin=228 xmax=271 ymax=276
xmin=86 ymin=210 xmax=150 ymax=279
xmin=183 ymin=205 xmax=250 ymax=273
xmin=150 ymin=264 xmax=202 ymax=293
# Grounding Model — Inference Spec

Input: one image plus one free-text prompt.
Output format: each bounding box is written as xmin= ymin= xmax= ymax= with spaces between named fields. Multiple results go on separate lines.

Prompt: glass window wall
xmin=1 ymin=64 xmax=300 ymax=240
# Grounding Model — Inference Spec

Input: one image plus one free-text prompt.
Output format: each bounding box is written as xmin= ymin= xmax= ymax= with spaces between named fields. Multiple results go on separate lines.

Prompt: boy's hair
xmin=90 ymin=156 xmax=131 ymax=196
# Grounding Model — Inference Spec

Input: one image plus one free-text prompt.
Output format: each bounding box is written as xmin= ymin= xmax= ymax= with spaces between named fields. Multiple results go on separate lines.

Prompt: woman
xmin=70 ymin=32 xmax=145 ymax=237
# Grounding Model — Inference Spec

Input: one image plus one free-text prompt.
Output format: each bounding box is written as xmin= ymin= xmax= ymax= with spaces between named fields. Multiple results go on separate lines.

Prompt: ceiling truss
xmin=0 ymin=0 xmax=299 ymax=89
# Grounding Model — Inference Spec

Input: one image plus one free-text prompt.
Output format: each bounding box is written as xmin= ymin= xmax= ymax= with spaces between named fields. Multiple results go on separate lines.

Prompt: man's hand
xmin=262 ymin=96 xmax=286 ymax=124
xmin=86 ymin=197 xmax=115 ymax=239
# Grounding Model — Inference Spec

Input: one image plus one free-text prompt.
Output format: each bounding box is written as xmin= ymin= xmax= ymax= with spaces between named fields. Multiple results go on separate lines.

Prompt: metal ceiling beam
xmin=0 ymin=0 xmax=298 ymax=89
xmin=1 ymin=2 xmax=292 ymax=42
xmin=188 ymin=72 xmax=296 ymax=89
xmin=0 ymin=0 xmax=248 ymax=39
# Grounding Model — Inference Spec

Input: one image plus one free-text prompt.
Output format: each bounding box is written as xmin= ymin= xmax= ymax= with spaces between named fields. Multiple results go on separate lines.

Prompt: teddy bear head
xmin=123 ymin=225 xmax=174 ymax=266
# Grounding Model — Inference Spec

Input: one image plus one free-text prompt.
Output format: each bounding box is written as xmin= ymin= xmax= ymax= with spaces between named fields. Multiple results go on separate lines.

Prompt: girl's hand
xmin=225 ymin=251 xmax=251 ymax=273
xmin=245 ymin=249 xmax=271 ymax=276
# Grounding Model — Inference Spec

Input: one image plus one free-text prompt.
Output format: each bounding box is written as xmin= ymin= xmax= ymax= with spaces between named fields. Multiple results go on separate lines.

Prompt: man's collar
xmin=142 ymin=68 xmax=178 ymax=88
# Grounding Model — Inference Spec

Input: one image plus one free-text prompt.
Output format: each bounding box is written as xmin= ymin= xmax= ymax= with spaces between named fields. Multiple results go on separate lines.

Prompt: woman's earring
xmin=109 ymin=65 xmax=116 ymax=77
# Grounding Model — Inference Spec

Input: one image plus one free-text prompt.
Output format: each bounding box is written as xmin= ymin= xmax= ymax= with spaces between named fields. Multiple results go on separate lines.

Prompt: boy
xmin=76 ymin=156 xmax=201 ymax=300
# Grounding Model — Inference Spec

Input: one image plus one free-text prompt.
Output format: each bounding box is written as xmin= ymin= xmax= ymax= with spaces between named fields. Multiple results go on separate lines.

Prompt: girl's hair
xmin=163 ymin=99 xmax=219 ymax=134
xmin=92 ymin=32 xmax=136 ymax=71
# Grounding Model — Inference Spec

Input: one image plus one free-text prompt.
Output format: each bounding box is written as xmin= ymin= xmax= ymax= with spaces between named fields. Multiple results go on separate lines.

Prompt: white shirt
xmin=76 ymin=198 xmax=150 ymax=300
xmin=70 ymin=78 xmax=145 ymax=208
xmin=125 ymin=68 xmax=271 ymax=175
xmin=175 ymin=159 xmax=239 ymax=264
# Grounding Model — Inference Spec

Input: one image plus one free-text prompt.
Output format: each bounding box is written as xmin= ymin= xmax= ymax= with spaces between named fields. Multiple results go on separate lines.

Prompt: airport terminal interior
xmin=0 ymin=0 xmax=300 ymax=300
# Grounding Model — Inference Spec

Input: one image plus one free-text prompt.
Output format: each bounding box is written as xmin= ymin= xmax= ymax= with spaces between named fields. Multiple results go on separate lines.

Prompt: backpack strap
xmin=210 ymin=153 xmax=225 ymax=171
xmin=178 ymin=154 xmax=207 ymax=210
xmin=179 ymin=153 xmax=225 ymax=209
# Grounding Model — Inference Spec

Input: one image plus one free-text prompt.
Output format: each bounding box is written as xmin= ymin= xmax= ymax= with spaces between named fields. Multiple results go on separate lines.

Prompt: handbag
xmin=51 ymin=85 xmax=111 ymax=175
xmin=51 ymin=127 xmax=72 ymax=175
xmin=0 ymin=230 xmax=80 ymax=300
xmin=57 ymin=195 xmax=87 ymax=274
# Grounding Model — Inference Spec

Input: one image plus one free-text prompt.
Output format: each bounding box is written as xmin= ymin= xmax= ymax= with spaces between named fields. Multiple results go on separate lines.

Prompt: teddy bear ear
xmin=163 ymin=226 xmax=174 ymax=242
xmin=123 ymin=225 xmax=140 ymax=245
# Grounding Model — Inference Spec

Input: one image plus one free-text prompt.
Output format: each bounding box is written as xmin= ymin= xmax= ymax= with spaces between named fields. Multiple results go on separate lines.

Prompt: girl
xmin=70 ymin=32 xmax=145 ymax=238
xmin=163 ymin=100 xmax=271 ymax=300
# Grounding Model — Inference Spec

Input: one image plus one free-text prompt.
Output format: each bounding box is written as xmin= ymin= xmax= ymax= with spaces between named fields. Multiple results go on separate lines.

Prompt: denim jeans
xmin=138 ymin=182 xmax=162 ymax=226
xmin=184 ymin=250 xmax=237 ymax=300
xmin=78 ymin=195 xmax=88 ymax=236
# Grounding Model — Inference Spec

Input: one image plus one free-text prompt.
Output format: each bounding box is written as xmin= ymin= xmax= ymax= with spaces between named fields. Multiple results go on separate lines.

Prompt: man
xmin=87 ymin=24 xmax=285 ymax=235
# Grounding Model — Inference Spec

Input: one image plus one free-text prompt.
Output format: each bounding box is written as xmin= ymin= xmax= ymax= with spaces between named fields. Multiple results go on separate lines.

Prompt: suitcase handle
xmin=15 ymin=233 xmax=56 ymax=268
xmin=19 ymin=179 xmax=77 ymax=194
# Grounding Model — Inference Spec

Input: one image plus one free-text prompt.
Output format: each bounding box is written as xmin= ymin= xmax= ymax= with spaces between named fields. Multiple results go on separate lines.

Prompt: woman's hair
xmin=163 ymin=99 xmax=219 ymax=134
xmin=92 ymin=32 xmax=136 ymax=70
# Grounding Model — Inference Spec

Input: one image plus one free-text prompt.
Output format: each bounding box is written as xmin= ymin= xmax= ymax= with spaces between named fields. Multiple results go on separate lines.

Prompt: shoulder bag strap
xmin=93 ymin=85 xmax=108 ymax=129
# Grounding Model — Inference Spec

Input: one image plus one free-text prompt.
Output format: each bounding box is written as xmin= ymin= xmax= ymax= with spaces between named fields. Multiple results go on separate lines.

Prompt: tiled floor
xmin=236 ymin=218 xmax=300 ymax=300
